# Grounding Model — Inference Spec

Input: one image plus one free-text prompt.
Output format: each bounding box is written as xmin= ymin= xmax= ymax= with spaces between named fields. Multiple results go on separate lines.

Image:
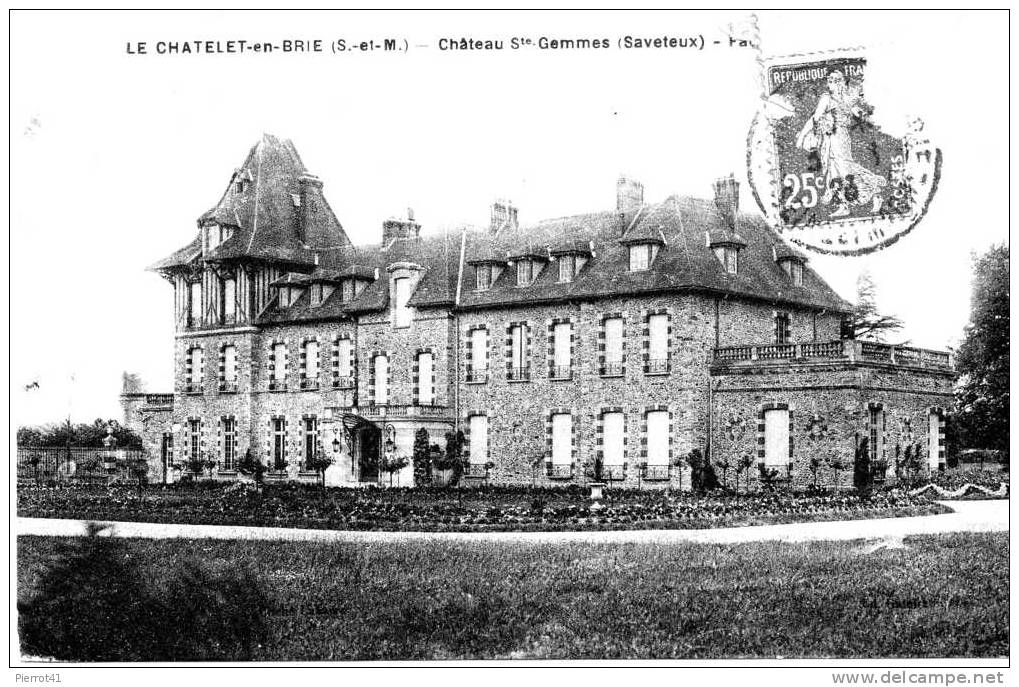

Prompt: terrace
xmin=712 ymin=339 xmax=953 ymax=371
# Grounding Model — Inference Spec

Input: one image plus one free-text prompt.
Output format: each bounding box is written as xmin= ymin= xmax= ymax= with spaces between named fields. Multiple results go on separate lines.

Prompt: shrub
xmin=412 ymin=428 xmax=431 ymax=487
xmin=853 ymin=437 xmax=873 ymax=496
xmin=757 ymin=463 xmax=781 ymax=492
xmin=685 ymin=448 xmax=720 ymax=493
xmin=18 ymin=524 xmax=269 ymax=661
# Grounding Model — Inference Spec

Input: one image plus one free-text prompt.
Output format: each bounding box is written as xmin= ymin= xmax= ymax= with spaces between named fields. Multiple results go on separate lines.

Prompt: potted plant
xmin=588 ymin=455 xmax=606 ymax=502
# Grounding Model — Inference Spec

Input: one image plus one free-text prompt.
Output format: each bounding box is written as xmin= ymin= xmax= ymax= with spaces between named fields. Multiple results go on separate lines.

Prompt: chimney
xmin=490 ymin=199 xmax=518 ymax=233
xmin=298 ymin=175 xmax=325 ymax=244
xmin=616 ymin=176 xmax=644 ymax=232
xmin=382 ymin=211 xmax=422 ymax=245
xmin=712 ymin=174 xmax=740 ymax=229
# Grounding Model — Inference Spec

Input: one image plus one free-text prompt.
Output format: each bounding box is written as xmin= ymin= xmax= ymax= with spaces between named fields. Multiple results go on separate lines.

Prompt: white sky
xmin=10 ymin=10 xmax=1009 ymax=426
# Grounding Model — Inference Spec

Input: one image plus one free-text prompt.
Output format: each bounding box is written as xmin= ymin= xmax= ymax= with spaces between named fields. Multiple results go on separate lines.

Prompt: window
xmin=304 ymin=417 xmax=319 ymax=470
xmin=469 ymin=414 xmax=489 ymax=465
xmin=646 ymin=410 xmax=669 ymax=467
xmin=928 ymin=411 xmax=942 ymax=470
xmin=516 ymin=259 xmax=533 ymax=286
xmin=781 ymin=259 xmax=804 ymax=286
xmin=221 ymin=345 xmax=237 ymax=392
xmin=476 ymin=265 xmax=492 ymax=291
xmin=551 ymin=413 xmax=572 ymax=466
xmin=188 ymin=419 xmax=201 ymax=461
xmin=603 ymin=317 xmax=623 ymax=375
xmin=558 ymin=255 xmax=575 ymax=283
xmin=302 ymin=340 xmax=319 ymax=389
xmin=373 ymin=354 xmax=389 ymax=404
xmin=222 ymin=277 xmax=236 ymax=323
xmin=775 ymin=312 xmax=792 ymax=344
xmin=713 ymin=246 xmax=739 ymax=274
xmin=764 ymin=408 xmax=790 ymax=468
xmin=417 ymin=351 xmax=434 ymax=405
xmin=270 ymin=343 xmax=287 ymax=390
xmin=335 ymin=338 xmax=353 ymax=387
xmin=222 ymin=418 xmax=236 ymax=470
xmin=603 ymin=412 xmax=625 ymax=467
xmin=648 ymin=314 xmax=669 ymax=373
xmin=468 ymin=328 xmax=488 ymax=382
xmin=394 ymin=277 xmax=412 ymax=327
xmin=552 ymin=322 xmax=572 ymax=379
xmin=187 ymin=347 xmax=203 ymax=393
xmin=869 ymin=406 xmax=885 ymax=465
xmin=629 ymin=244 xmax=655 ymax=271
xmin=509 ymin=324 xmax=528 ymax=380
xmin=310 ymin=283 xmax=323 ymax=306
xmin=188 ymin=281 xmax=202 ymax=327
xmin=341 ymin=280 xmax=355 ymax=302
xmin=272 ymin=418 xmax=286 ymax=470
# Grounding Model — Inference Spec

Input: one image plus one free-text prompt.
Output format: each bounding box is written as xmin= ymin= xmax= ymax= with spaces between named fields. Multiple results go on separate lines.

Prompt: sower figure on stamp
xmin=795 ymin=70 xmax=887 ymax=218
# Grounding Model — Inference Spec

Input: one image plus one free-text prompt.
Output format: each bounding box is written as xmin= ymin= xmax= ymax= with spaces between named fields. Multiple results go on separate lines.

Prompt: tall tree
xmin=852 ymin=270 xmax=904 ymax=342
xmin=954 ymin=244 xmax=1009 ymax=452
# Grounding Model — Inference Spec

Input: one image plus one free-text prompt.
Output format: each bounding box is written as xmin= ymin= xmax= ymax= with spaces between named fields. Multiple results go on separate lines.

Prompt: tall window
xmin=304 ymin=417 xmax=319 ymax=469
xmin=222 ymin=418 xmax=236 ymax=470
xmin=509 ymin=323 xmax=527 ymax=379
xmin=781 ymin=260 xmax=804 ymax=286
xmin=604 ymin=317 xmax=623 ymax=375
xmin=187 ymin=347 xmax=204 ymax=392
xmin=868 ymin=406 xmax=885 ymax=465
xmin=394 ymin=277 xmax=412 ymax=327
xmin=558 ymin=255 xmax=576 ymax=283
xmin=188 ymin=281 xmax=202 ymax=327
xmin=629 ymin=244 xmax=654 ymax=272
xmin=552 ymin=322 xmax=572 ymax=379
xmin=723 ymin=247 xmax=738 ymax=274
xmin=271 ymin=343 xmax=287 ymax=389
xmin=341 ymin=280 xmax=355 ymax=302
xmin=221 ymin=345 xmax=237 ymax=392
xmin=764 ymin=408 xmax=790 ymax=467
xmin=468 ymin=328 xmax=488 ymax=381
xmin=188 ymin=419 xmax=201 ymax=461
xmin=775 ymin=312 xmax=792 ymax=344
xmin=335 ymin=338 xmax=353 ymax=387
xmin=222 ymin=276 xmax=236 ymax=323
xmin=603 ymin=411 xmax=625 ymax=467
xmin=648 ymin=314 xmax=669 ymax=373
xmin=551 ymin=413 xmax=572 ymax=466
xmin=373 ymin=354 xmax=389 ymax=404
xmin=476 ymin=265 xmax=492 ymax=291
xmin=302 ymin=340 xmax=319 ymax=389
xmin=417 ymin=351 xmax=434 ymax=405
xmin=646 ymin=410 xmax=669 ymax=466
xmin=272 ymin=417 xmax=286 ymax=470
xmin=928 ymin=411 xmax=942 ymax=470
xmin=516 ymin=259 xmax=533 ymax=286
xmin=469 ymin=414 xmax=489 ymax=466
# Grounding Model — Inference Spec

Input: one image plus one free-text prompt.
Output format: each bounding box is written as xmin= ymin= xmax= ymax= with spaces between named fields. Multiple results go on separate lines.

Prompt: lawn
xmin=17 ymin=482 xmax=952 ymax=532
xmin=17 ymin=532 xmax=1008 ymax=661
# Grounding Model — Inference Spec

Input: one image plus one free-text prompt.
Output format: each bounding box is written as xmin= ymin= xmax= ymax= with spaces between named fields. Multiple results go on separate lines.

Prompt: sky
xmin=10 ymin=10 xmax=1009 ymax=426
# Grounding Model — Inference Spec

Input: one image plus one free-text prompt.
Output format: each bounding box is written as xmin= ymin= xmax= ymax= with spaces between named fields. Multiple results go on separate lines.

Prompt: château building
xmin=122 ymin=134 xmax=955 ymax=489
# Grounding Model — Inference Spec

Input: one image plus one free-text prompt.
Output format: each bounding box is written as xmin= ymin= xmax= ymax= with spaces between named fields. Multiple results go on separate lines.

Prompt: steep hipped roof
xmin=458 ymin=195 xmax=852 ymax=313
xmin=149 ymin=134 xmax=350 ymax=271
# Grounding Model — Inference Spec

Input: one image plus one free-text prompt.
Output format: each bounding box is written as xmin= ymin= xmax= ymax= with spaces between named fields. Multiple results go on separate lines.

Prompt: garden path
xmin=15 ymin=500 xmax=1007 ymax=545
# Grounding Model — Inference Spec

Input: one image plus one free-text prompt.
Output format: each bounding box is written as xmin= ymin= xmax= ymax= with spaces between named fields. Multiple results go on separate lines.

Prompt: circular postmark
xmin=747 ymin=49 xmax=941 ymax=256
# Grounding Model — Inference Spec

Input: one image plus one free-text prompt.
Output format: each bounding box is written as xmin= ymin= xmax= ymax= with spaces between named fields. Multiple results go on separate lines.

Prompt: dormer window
xmin=310 ymin=283 xmax=323 ymax=306
xmin=780 ymin=259 xmax=804 ymax=286
xmin=341 ymin=280 xmax=355 ymax=302
xmin=516 ymin=259 xmax=534 ymax=286
xmin=476 ymin=264 xmax=493 ymax=291
xmin=558 ymin=256 xmax=575 ymax=282
xmin=628 ymin=243 xmax=658 ymax=272
xmin=713 ymin=245 xmax=740 ymax=275
xmin=550 ymin=243 xmax=592 ymax=283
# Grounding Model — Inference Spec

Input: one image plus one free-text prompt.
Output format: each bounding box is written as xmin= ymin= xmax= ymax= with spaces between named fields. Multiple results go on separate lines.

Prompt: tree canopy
xmin=852 ymin=270 xmax=904 ymax=342
xmin=17 ymin=419 xmax=143 ymax=449
xmin=954 ymin=244 xmax=1009 ymax=452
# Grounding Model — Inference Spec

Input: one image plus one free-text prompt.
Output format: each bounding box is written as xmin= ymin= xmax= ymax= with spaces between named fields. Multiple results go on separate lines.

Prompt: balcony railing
xmin=358 ymin=404 xmax=450 ymax=418
xmin=332 ymin=375 xmax=355 ymax=389
xmin=645 ymin=357 xmax=671 ymax=374
xmin=268 ymin=380 xmax=287 ymax=392
xmin=712 ymin=339 xmax=953 ymax=370
xmin=465 ymin=368 xmax=489 ymax=383
xmin=144 ymin=394 xmax=174 ymax=407
xmin=218 ymin=381 xmax=239 ymax=394
xmin=507 ymin=366 xmax=531 ymax=382
xmin=547 ymin=462 xmax=573 ymax=479
xmin=643 ymin=464 xmax=671 ymax=481
xmin=600 ymin=362 xmax=624 ymax=377
xmin=549 ymin=365 xmax=573 ymax=380
xmin=464 ymin=463 xmax=490 ymax=479
xmin=602 ymin=464 xmax=627 ymax=481
xmin=183 ymin=383 xmax=202 ymax=394
xmin=300 ymin=378 xmax=320 ymax=391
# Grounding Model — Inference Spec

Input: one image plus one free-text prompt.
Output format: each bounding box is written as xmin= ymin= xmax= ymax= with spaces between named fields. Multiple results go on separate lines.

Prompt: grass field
xmin=17 ymin=532 xmax=1008 ymax=661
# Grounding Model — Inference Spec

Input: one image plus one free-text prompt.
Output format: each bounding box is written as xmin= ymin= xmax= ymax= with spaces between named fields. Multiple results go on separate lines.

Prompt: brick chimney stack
xmin=382 ymin=210 xmax=422 ymax=244
xmin=712 ymin=174 xmax=740 ymax=229
xmin=490 ymin=199 xmax=519 ymax=233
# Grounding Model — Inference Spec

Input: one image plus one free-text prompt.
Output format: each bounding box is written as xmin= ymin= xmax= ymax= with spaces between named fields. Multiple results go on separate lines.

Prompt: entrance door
xmin=160 ymin=433 xmax=173 ymax=483
xmin=355 ymin=425 xmax=381 ymax=483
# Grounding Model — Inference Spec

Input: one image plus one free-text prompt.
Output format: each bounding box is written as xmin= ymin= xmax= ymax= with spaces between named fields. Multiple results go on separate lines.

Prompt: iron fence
xmin=17 ymin=446 xmax=149 ymax=484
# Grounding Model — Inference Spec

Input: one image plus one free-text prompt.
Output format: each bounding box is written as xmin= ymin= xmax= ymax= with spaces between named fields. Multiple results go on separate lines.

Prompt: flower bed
xmin=17 ymin=482 xmax=952 ymax=533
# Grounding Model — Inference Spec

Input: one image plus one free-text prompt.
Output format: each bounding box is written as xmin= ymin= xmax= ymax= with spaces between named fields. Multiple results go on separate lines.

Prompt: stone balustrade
xmin=713 ymin=339 xmax=953 ymax=370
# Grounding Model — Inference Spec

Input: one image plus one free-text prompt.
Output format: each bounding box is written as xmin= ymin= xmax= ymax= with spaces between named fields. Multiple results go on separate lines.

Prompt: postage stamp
xmin=747 ymin=49 xmax=941 ymax=255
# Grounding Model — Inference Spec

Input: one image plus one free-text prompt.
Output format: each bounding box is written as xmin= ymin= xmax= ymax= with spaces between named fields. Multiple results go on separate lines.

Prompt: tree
xmin=380 ymin=454 xmax=409 ymax=487
xmin=440 ymin=430 xmax=466 ymax=487
xmin=237 ymin=448 xmax=267 ymax=489
xmin=851 ymin=270 xmax=904 ymax=342
xmin=17 ymin=419 xmax=143 ymax=449
xmin=412 ymin=428 xmax=432 ymax=486
xmin=686 ymin=448 xmax=720 ymax=492
xmin=305 ymin=441 xmax=334 ymax=489
xmin=954 ymin=244 xmax=1009 ymax=452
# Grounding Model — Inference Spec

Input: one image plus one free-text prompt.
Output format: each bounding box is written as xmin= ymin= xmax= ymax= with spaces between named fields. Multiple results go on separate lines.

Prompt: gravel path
xmin=15 ymin=500 xmax=1007 ymax=545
